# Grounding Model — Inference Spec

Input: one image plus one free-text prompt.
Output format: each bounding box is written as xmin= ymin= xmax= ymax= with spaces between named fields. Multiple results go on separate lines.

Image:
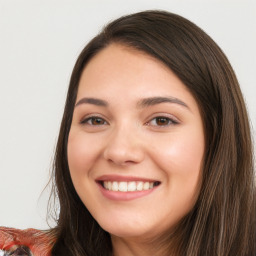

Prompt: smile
xmin=102 ymin=181 xmax=160 ymax=192
xmin=96 ymin=176 xmax=161 ymax=200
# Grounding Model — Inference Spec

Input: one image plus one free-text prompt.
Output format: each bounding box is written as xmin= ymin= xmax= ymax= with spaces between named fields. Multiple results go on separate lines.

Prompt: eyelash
xmin=80 ymin=115 xmax=179 ymax=127
xmin=146 ymin=116 xmax=179 ymax=127
xmin=80 ymin=116 xmax=108 ymax=126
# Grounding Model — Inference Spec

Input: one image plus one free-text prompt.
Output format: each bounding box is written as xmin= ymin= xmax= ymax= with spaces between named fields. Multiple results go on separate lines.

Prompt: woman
xmin=1 ymin=10 xmax=255 ymax=256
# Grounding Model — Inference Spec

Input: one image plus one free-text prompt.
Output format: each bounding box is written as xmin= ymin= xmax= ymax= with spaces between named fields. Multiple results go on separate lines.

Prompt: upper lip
xmin=96 ymin=175 xmax=160 ymax=182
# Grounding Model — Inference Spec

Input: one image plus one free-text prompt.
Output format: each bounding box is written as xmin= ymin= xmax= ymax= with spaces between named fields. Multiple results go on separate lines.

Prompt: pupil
xmin=92 ymin=118 xmax=103 ymax=125
xmin=157 ymin=117 xmax=168 ymax=125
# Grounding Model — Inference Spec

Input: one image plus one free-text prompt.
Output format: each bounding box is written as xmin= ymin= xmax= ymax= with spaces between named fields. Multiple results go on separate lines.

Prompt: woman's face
xmin=68 ymin=44 xmax=205 ymax=240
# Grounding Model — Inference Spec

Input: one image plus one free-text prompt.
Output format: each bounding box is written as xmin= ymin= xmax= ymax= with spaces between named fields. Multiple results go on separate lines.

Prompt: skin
xmin=68 ymin=44 xmax=205 ymax=256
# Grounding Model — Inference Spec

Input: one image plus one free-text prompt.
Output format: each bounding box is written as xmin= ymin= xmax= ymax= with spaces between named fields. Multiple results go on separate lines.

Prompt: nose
xmin=103 ymin=126 xmax=145 ymax=166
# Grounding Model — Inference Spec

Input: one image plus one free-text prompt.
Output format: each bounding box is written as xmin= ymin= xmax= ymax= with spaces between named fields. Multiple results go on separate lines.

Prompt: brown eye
xmin=91 ymin=117 xmax=106 ymax=125
xmin=81 ymin=117 xmax=107 ymax=125
xmin=155 ymin=117 xmax=170 ymax=126
xmin=147 ymin=116 xmax=178 ymax=127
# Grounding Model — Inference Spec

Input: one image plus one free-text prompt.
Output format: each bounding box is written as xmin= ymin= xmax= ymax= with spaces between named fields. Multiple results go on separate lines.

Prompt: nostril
xmin=103 ymin=138 xmax=145 ymax=166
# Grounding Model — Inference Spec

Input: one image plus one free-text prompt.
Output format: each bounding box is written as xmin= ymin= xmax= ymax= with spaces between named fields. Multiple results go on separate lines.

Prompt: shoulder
xmin=0 ymin=227 xmax=56 ymax=256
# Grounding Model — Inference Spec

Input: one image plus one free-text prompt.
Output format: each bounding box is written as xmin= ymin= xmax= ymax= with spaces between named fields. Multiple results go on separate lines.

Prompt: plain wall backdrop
xmin=0 ymin=0 xmax=255 ymax=229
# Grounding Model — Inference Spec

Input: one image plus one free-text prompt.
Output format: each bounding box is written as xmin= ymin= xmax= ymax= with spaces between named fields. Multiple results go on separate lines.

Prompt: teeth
xmin=103 ymin=181 xmax=108 ymax=189
xmin=127 ymin=181 xmax=136 ymax=191
xmin=107 ymin=181 xmax=112 ymax=190
xmin=143 ymin=182 xmax=149 ymax=190
xmin=119 ymin=182 xmax=127 ymax=192
xmin=137 ymin=181 xmax=143 ymax=191
xmin=112 ymin=181 xmax=118 ymax=191
xmin=103 ymin=181 xmax=157 ymax=192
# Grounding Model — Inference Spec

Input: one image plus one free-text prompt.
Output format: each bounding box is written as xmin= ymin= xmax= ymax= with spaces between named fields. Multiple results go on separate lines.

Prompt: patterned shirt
xmin=0 ymin=227 xmax=55 ymax=256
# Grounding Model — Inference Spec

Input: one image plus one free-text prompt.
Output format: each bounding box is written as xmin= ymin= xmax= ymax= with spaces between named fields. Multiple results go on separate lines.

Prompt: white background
xmin=0 ymin=0 xmax=255 ymax=229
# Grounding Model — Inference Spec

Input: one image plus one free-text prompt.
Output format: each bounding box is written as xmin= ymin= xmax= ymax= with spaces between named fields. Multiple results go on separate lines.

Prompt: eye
xmin=81 ymin=116 xmax=108 ymax=126
xmin=146 ymin=116 xmax=179 ymax=127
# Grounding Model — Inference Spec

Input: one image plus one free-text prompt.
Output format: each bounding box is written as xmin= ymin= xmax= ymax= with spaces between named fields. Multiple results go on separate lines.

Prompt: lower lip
xmin=97 ymin=183 xmax=157 ymax=201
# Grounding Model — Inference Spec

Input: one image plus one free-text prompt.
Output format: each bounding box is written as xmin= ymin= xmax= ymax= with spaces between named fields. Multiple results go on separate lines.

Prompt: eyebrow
xmin=137 ymin=96 xmax=189 ymax=109
xmin=75 ymin=97 xmax=108 ymax=107
xmin=75 ymin=96 xmax=189 ymax=109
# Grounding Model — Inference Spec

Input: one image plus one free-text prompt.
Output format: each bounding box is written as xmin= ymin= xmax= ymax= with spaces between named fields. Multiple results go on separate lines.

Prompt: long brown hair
xmin=49 ymin=10 xmax=255 ymax=256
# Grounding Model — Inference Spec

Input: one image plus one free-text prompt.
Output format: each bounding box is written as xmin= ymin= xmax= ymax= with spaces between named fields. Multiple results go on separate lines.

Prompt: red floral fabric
xmin=0 ymin=227 xmax=55 ymax=256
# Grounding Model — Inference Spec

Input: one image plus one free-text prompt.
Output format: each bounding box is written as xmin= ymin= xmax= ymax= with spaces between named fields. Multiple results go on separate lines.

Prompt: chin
xmin=96 ymin=215 xmax=162 ymax=240
xmin=105 ymin=226 xmax=150 ymax=240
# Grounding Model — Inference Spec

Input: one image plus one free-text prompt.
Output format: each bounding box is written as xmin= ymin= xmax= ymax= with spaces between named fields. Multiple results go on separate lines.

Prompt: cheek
xmin=173 ymin=137 xmax=204 ymax=174
xmin=67 ymin=131 xmax=101 ymax=177
xmin=67 ymin=131 xmax=104 ymax=209
xmin=149 ymin=127 xmax=204 ymax=187
xmin=154 ymin=136 xmax=203 ymax=166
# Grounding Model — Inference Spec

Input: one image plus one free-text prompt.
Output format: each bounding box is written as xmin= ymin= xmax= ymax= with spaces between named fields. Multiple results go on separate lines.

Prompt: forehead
xmin=76 ymin=43 xmax=196 ymax=109
xmin=79 ymin=43 xmax=171 ymax=87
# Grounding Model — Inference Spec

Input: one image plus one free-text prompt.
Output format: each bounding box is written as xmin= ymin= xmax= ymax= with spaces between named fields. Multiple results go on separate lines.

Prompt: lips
xmin=96 ymin=175 xmax=161 ymax=200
